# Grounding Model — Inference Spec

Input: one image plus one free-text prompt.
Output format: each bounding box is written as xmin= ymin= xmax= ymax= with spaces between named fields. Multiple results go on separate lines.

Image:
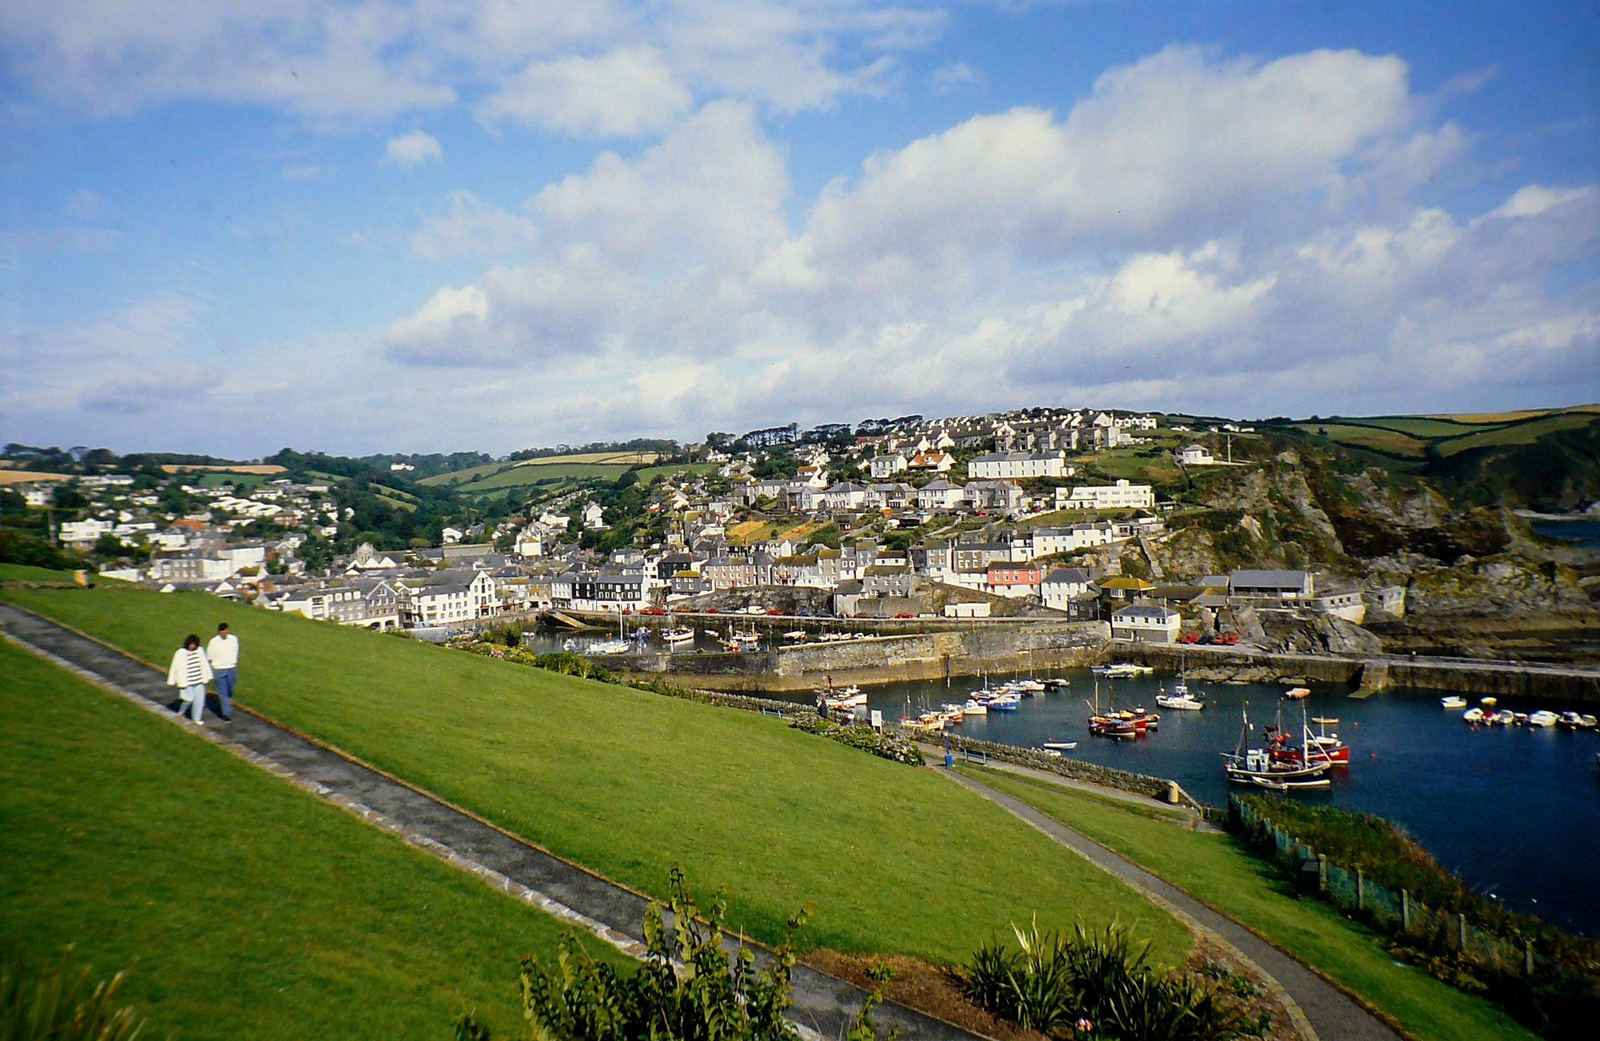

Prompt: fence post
xmin=1318 ymin=854 xmax=1327 ymax=894
xmin=1356 ymin=867 xmax=1364 ymax=911
xmin=1458 ymin=913 xmax=1467 ymax=952
xmin=1401 ymin=889 xmax=1411 ymax=932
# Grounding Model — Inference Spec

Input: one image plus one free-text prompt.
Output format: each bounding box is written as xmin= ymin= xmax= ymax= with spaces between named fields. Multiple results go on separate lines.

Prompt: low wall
xmin=937 ymin=733 xmax=1204 ymax=810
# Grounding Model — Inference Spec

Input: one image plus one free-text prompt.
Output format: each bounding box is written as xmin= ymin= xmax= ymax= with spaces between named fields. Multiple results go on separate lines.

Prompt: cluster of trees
xmin=0 ymin=489 xmax=89 ymax=570
xmin=508 ymin=438 xmax=682 ymax=462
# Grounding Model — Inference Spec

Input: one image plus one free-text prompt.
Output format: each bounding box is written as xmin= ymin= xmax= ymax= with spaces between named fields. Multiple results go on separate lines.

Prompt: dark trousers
xmin=214 ymin=668 xmax=238 ymax=719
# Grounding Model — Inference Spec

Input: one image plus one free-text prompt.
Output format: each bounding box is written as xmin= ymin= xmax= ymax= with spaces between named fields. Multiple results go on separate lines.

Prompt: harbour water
xmin=1530 ymin=517 xmax=1600 ymax=551
xmin=532 ymin=631 xmax=1600 ymax=936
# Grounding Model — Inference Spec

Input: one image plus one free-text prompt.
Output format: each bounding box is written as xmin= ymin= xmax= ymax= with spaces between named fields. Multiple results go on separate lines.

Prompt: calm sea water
xmin=532 ymin=631 xmax=1600 ymax=936
xmin=1531 ymin=517 xmax=1600 ymax=551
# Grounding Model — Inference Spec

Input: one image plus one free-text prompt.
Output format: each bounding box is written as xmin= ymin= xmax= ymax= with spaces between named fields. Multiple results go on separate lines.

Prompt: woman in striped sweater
xmin=166 ymin=633 xmax=214 ymax=724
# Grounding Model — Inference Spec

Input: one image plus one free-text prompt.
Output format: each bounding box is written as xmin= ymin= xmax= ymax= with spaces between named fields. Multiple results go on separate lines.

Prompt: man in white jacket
xmin=166 ymin=633 xmax=214 ymax=725
xmin=207 ymin=622 xmax=240 ymax=722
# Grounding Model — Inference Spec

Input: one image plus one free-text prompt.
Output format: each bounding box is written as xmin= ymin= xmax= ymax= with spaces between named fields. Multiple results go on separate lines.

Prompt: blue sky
xmin=3 ymin=1 xmax=1597 ymax=456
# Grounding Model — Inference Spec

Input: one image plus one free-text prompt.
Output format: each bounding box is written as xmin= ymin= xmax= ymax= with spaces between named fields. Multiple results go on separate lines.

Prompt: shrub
xmin=789 ymin=714 xmax=924 ymax=766
xmin=455 ymin=868 xmax=895 ymax=1041
xmin=961 ymin=922 xmax=1257 ymax=1041
xmin=0 ymin=954 xmax=147 ymax=1041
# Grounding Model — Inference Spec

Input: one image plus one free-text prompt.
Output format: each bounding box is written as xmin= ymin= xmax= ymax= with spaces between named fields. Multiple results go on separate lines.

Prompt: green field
xmin=424 ymin=457 xmax=715 ymax=498
xmin=957 ymin=767 xmax=1538 ymax=1041
xmin=1289 ymin=422 xmax=1431 ymax=458
xmin=1286 ymin=405 xmax=1600 ymax=464
xmin=1433 ymin=410 xmax=1600 ymax=457
xmin=0 ymin=579 xmax=1193 ymax=970
xmin=0 ymin=640 xmax=625 ymax=1041
xmin=419 ymin=451 xmax=664 ymax=488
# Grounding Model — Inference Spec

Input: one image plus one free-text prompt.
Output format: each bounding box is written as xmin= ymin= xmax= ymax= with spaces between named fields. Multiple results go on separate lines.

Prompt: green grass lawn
xmin=956 ymin=767 xmax=1538 ymax=1041
xmin=0 ymin=580 xmax=1193 ymax=971
xmin=0 ymin=640 xmax=627 ymax=1041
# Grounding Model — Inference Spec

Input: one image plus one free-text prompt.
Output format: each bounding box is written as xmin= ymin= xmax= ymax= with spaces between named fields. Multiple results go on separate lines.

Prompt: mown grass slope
xmin=0 ymin=640 xmax=627 ymax=1041
xmin=0 ymin=580 xmax=1193 ymax=968
xmin=958 ymin=767 xmax=1539 ymax=1041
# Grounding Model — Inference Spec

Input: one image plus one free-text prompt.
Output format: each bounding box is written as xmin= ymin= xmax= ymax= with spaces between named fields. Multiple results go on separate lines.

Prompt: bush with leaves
xmin=0 ymin=953 xmax=147 ymax=1041
xmin=456 ymin=868 xmax=897 ymax=1041
xmin=961 ymin=921 xmax=1257 ymax=1041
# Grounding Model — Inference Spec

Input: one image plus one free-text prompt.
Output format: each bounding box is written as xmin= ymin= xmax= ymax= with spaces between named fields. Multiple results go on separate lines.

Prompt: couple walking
xmin=165 ymin=623 xmax=240 ymax=725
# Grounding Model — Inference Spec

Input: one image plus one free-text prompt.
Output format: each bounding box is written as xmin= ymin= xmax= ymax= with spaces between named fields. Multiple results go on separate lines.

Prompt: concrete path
xmin=0 ymin=603 xmax=982 ymax=1041
xmin=940 ymin=766 xmax=1404 ymax=1041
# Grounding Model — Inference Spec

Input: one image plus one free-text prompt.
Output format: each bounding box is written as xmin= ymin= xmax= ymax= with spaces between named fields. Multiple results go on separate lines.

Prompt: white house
xmin=907 ymin=451 xmax=955 ymax=473
xmin=915 ymin=480 xmax=966 ymax=511
xmin=1058 ymin=479 xmax=1155 ymax=511
xmin=1177 ymin=443 xmax=1216 ymax=466
xmin=869 ymin=453 xmax=908 ymax=479
xmin=582 ymin=502 xmax=607 ymax=530
xmin=1041 ymin=567 xmax=1095 ymax=609
xmin=1111 ymin=604 xmax=1181 ymax=644
xmin=441 ymin=526 xmax=464 ymax=544
xmin=58 ymin=518 xmax=114 ymax=545
xmin=967 ymin=451 xmax=1069 ymax=481
xmin=514 ymin=524 xmax=544 ymax=558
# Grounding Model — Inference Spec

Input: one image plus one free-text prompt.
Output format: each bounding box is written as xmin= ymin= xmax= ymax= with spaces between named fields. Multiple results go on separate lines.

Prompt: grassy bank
xmin=0 ymin=640 xmax=627 ymax=1041
xmin=0 ymin=579 xmax=1193 ymax=969
xmin=956 ymin=766 xmax=1538 ymax=1041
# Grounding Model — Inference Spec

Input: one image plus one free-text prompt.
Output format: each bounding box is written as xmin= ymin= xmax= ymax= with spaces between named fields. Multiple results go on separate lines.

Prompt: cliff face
xmin=1145 ymin=441 xmax=1598 ymax=654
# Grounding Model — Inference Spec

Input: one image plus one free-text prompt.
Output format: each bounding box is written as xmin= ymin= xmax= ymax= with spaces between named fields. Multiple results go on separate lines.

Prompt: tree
xmin=52 ymin=483 xmax=89 ymax=511
xmin=93 ymin=533 xmax=127 ymax=558
xmin=298 ymin=532 xmax=331 ymax=574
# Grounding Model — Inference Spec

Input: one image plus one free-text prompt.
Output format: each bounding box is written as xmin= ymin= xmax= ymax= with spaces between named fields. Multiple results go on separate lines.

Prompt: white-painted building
xmin=1177 ymin=444 xmax=1216 ymax=466
xmin=967 ymin=451 xmax=1070 ymax=481
xmin=1111 ymin=604 xmax=1181 ymax=644
xmin=1058 ymin=479 xmax=1155 ymax=511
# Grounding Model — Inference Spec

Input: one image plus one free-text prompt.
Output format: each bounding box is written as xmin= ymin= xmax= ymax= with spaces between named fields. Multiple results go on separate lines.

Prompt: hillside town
xmin=3 ymin=408 xmax=1374 ymax=647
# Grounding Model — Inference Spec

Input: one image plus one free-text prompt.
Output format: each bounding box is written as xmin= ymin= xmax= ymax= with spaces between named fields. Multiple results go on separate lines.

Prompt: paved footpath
xmin=0 ymin=603 xmax=979 ymax=1041
xmin=940 ymin=766 xmax=1404 ymax=1041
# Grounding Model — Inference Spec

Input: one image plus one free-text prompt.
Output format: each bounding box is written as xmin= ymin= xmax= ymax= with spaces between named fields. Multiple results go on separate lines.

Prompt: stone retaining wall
xmin=934 ymin=732 xmax=1202 ymax=809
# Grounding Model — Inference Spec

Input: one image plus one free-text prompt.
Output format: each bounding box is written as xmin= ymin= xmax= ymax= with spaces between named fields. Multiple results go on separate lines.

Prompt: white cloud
xmin=0 ymin=1 xmax=943 ymax=126
xmin=930 ymin=61 xmax=979 ymax=94
xmin=384 ymin=129 xmax=443 ymax=165
xmin=370 ymin=45 xmax=1598 ymax=443
xmin=477 ymin=46 xmax=692 ymax=137
xmin=411 ymin=191 xmax=538 ymax=259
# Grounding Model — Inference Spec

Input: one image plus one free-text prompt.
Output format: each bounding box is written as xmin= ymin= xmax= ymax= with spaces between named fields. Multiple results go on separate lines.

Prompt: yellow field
xmin=514 ymin=450 xmax=659 ymax=466
xmin=161 ymin=464 xmax=286 ymax=475
xmin=0 ymin=470 xmax=73 ymax=485
xmin=726 ymin=520 xmax=772 ymax=544
xmin=1426 ymin=404 xmax=1600 ymax=424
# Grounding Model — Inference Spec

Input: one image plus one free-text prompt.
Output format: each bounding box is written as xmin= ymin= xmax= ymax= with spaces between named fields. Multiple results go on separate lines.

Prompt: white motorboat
xmin=962 ymin=698 xmax=989 ymax=715
xmin=818 ymin=686 xmax=867 ymax=712
xmin=1559 ymin=711 xmax=1598 ymax=730
xmin=1528 ymin=710 xmax=1559 ymax=728
xmin=1041 ymin=740 xmax=1078 ymax=751
xmin=1440 ymin=696 xmax=1468 ymax=710
xmin=1094 ymin=663 xmax=1153 ymax=678
xmin=1462 ymin=707 xmax=1484 ymax=723
xmin=585 ymin=639 xmax=631 ymax=656
xmin=662 ymin=626 xmax=695 ymax=644
xmin=1156 ymin=691 xmax=1205 ymax=711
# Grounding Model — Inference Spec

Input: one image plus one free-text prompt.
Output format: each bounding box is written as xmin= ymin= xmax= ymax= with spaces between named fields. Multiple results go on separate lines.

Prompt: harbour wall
xmin=624 ymin=623 xmax=1111 ymax=692
xmin=1117 ymin=643 xmax=1600 ymax=703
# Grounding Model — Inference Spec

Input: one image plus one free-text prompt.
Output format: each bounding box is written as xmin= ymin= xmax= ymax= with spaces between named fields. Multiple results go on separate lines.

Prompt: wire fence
xmin=1230 ymin=796 xmax=1537 ymax=978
